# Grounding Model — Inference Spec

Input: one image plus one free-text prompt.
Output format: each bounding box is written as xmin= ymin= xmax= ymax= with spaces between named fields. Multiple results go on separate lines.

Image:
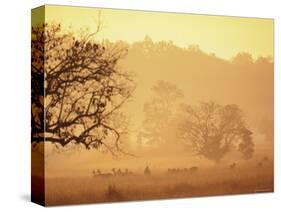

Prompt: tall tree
xmin=141 ymin=81 xmax=183 ymax=145
xmin=31 ymin=23 xmax=134 ymax=154
xmin=180 ymin=101 xmax=254 ymax=163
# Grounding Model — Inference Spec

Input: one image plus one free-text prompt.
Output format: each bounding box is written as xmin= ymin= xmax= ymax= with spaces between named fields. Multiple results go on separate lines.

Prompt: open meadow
xmin=42 ymin=160 xmax=273 ymax=205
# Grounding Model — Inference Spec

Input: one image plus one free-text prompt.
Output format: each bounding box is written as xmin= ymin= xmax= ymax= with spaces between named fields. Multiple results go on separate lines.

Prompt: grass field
xmin=38 ymin=161 xmax=273 ymax=206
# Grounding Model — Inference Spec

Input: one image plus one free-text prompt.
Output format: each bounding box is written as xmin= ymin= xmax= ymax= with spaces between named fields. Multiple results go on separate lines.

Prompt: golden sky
xmin=34 ymin=5 xmax=275 ymax=59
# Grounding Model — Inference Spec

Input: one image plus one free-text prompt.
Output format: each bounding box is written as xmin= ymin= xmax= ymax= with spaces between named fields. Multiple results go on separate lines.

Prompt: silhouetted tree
xmin=141 ymin=81 xmax=183 ymax=145
xmin=31 ymin=23 xmax=134 ymax=153
xmin=232 ymin=52 xmax=254 ymax=65
xmin=180 ymin=101 xmax=254 ymax=163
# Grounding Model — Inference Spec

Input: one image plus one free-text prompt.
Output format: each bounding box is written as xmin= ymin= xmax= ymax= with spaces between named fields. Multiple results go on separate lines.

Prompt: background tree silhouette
xmin=141 ymin=81 xmax=183 ymax=145
xmin=180 ymin=101 xmax=254 ymax=163
xmin=126 ymin=38 xmax=272 ymax=154
xmin=31 ymin=23 xmax=134 ymax=153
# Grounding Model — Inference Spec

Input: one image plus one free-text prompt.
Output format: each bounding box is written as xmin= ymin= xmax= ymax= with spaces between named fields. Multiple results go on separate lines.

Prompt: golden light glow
xmin=31 ymin=6 xmax=274 ymax=205
xmin=43 ymin=5 xmax=274 ymax=59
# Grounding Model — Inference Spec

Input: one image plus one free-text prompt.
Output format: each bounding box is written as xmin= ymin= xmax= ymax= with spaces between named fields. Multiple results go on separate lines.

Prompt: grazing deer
xmin=167 ymin=167 xmax=194 ymax=174
xmin=189 ymin=166 xmax=198 ymax=173
xmin=167 ymin=168 xmax=177 ymax=174
xmin=167 ymin=168 xmax=174 ymax=174
xmin=263 ymin=156 xmax=269 ymax=162
xmin=124 ymin=168 xmax=134 ymax=175
xmin=92 ymin=169 xmax=103 ymax=176
xmin=92 ymin=169 xmax=112 ymax=178
xmin=144 ymin=165 xmax=151 ymax=175
xmin=257 ymin=156 xmax=269 ymax=168
xmin=257 ymin=161 xmax=263 ymax=167
xmin=112 ymin=168 xmax=116 ymax=175
xmin=117 ymin=168 xmax=123 ymax=176
xmin=229 ymin=162 xmax=236 ymax=169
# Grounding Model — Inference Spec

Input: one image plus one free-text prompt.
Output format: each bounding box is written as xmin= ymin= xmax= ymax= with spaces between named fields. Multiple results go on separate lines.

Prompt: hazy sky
xmin=37 ymin=5 xmax=274 ymax=59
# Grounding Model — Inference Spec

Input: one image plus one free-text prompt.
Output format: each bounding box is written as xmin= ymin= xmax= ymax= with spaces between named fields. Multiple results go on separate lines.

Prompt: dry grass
xmin=36 ymin=162 xmax=274 ymax=206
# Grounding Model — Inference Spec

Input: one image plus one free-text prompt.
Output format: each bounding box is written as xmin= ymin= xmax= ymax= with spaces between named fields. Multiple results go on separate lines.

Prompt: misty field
xmin=40 ymin=161 xmax=273 ymax=206
xmin=31 ymin=8 xmax=274 ymax=206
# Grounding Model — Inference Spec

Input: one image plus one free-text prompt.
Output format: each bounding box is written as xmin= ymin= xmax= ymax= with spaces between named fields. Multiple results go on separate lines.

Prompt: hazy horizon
xmin=31 ymin=5 xmax=274 ymax=205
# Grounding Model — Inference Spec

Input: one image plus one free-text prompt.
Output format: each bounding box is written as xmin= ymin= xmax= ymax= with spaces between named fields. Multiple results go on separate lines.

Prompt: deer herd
xmin=92 ymin=165 xmax=152 ymax=178
xmin=91 ymin=156 xmax=270 ymax=178
xmin=92 ymin=165 xmax=199 ymax=178
xmin=228 ymin=156 xmax=270 ymax=170
xmin=167 ymin=166 xmax=198 ymax=175
xmin=92 ymin=168 xmax=135 ymax=178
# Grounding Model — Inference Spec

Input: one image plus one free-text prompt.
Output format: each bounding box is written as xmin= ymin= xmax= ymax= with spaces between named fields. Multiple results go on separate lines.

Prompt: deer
xmin=117 ymin=168 xmax=123 ymax=176
xmin=257 ymin=156 xmax=269 ymax=168
xmin=229 ymin=162 xmax=236 ymax=169
xmin=144 ymin=165 xmax=151 ymax=175
xmin=112 ymin=168 xmax=117 ymax=176
xmin=257 ymin=161 xmax=263 ymax=167
xmin=167 ymin=167 xmax=196 ymax=175
xmin=124 ymin=168 xmax=134 ymax=176
xmin=189 ymin=166 xmax=199 ymax=173
xmin=92 ymin=169 xmax=112 ymax=178
xmin=263 ymin=156 xmax=269 ymax=162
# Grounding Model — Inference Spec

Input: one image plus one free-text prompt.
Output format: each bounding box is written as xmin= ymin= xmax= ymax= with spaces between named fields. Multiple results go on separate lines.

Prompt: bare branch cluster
xmin=31 ymin=23 xmax=134 ymax=153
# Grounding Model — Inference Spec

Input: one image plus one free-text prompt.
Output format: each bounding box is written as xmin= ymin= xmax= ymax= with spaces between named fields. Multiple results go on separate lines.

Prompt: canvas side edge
xmin=31 ymin=5 xmax=46 ymax=206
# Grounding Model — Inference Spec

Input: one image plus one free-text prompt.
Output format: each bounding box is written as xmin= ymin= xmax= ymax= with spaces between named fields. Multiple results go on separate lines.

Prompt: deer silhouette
xmin=229 ymin=162 xmax=236 ymax=169
xmin=257 ymin=161 xmax=263 ymax=167
xmin=144 ymin=165 xmax=151 ymax=175
xmin=262 ymin=156 xmax=269 ymax=163
xmin=189 ymin=166 xmax=199 ymax=173
xmin=92 ymin=169 xmax=113 ymax=178
xmin=112 ymin=168 xmax=116 ymax=175
xmin=117 ymin=168 xmax=122 ymax=175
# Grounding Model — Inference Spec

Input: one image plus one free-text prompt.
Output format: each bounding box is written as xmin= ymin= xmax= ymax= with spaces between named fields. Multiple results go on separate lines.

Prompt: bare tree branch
xmin=31 ymin=23 xmax=134 ymax=155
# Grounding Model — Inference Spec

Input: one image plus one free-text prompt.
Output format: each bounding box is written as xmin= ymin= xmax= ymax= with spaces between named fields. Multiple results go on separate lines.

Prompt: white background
xmin=0 ymin=0 xmax=279 ymax=211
